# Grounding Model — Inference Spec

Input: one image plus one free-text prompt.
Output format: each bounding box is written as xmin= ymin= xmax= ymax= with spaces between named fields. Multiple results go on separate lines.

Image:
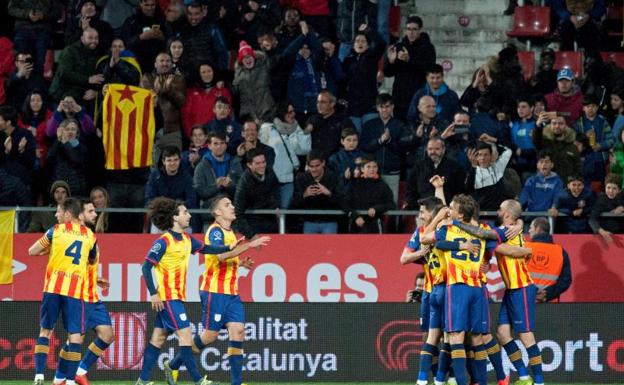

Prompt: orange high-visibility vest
xmin=525 ymin=241 xmax=564 ymax=291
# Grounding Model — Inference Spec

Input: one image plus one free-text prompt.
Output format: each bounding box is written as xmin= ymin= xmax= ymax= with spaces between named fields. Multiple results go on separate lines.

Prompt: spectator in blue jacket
xmin=519 ymin=151 xmax=563 ymax=214
xmin=555 ymin=174 xmax=596 ymax=233
xmin=510 ymin=97 xmax=537 ymax=179
xmin=328 ymin=126 xmax=365 ymax=189
xmin=574 ymin=95 xmax=614 ymax=187
xmin=360 ymin=93 xmax=408 ymax=204
xmin=469 ymin=96 xmax=506 ymax=147
xmin=145 ymin=146 xmax=196 ymax=232
xmin=203 ymin=97 xmax=242 ymax=155
xmin=407 ymin=64 xmax=460 ymax=125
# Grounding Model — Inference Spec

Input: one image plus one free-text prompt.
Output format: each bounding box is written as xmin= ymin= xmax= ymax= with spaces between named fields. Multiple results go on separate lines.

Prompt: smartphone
xmin=454 ymin=124 xmax=470 ymax=134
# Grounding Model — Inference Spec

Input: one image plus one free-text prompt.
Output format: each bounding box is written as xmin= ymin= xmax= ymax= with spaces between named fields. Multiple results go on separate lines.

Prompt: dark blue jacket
xmin=360 ymin=116 xmax=408 ymax=174
xmin=328 ymin=148 xmax=365 ymax=181
xmin=407 ymin=82 xmax=460 ymax=125
xmin=203 ymin=117 xmax=242 ymax=155
xmin=555 ymin=187 xmax=596 ymax=233
xmin=519 ymin=172 xmax=564 ymax=211
xmin=145 ymin=167 xmax=196 ymax=209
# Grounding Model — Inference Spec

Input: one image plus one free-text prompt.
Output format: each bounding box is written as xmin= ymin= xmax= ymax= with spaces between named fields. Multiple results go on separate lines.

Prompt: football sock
xmin=450 ymin=343 xmax=468 ymax=385
xmin=435 ymin=343 xmax=451 ymax=384
xmin=527 ymin=344 xmax=544 ymax=384
xmin=417 ymin=343 xmax=439 ymax=384
xmin=64 ymin=342 xmax=82 ymax=381
xmin=79 ymin=337 xmax=111 ymax=373
xmin=503 ymin=341 xmax=529 ymax=378
xmin=228 ymin=341 xmax=244 ymax=385
xmin=34 ymin=336 xmax=50 ymax=378
xmin=431 ymin=349 xmax=440 ymax=378
xmin=484 ymin=338 xmax=507 ymax=381
xmin=466 ymin=346 xmax=475 ymax=383
xmin=54 ymin=343 xmax=70 ymax=381
xmin=180 ymin=346 xmax=202 ymax=382
xmin=139 ymin=343 xmax=161 ymax=381
xmin=473 ymin=344 xmax=488 ymax=385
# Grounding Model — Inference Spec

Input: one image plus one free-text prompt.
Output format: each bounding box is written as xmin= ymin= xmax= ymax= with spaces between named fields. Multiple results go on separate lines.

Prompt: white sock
xmin=417 ymin=380 xmax=428 ymax=385
xmin=53 ymin=378 xmax=66 ymax=384
xmin=76 ymin=367 xmax=87 ymax=376
xmin=34 ymin=374 xmax=44 ymax=381
xmin=520 ymin=375 xmax=530 ymax=380
xmin=66 ymin=381 xmax=76 ymax=385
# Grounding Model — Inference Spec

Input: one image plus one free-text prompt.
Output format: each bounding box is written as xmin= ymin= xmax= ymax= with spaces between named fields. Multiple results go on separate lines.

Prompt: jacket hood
xmin=543 ymin=124 xmax=576 ymax=143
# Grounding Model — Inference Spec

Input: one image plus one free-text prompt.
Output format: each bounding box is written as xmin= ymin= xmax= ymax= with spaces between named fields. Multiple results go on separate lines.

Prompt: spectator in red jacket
xmin=181 ymin=61 xmax=232 ymax=138
xmin=545 ymin=68 xmax=584 ymax=127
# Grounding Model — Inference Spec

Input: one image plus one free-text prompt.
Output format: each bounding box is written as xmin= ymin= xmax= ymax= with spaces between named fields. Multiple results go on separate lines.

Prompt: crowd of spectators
xmin=0 ymin=0 xmax=623 ymax=240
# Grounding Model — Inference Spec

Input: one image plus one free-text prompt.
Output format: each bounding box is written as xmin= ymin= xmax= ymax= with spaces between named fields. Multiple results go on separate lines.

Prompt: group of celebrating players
xmin=28 ymin=195 xmax=269 ymax=385
xmin=401 ymin=190 xmax=545 ymax=385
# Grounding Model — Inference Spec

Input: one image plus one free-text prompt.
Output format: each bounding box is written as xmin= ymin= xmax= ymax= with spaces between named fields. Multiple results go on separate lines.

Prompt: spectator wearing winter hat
xmin=65 ymin=0 xmax=114 ymax=52
xmin=28 ymin=180 xmax=71 ymax=232
xmin=232 ymin=40 xmax=275 ymax=122
xmin=545 ymin=68 xmax=584 ymax=127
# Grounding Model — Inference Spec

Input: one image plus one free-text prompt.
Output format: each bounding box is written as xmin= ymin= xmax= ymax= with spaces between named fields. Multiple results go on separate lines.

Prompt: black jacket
xmin=307 ymin=111 xmax=348 ymax=158
xmin=45 ymin=139 xmax=89 ymax=197
xmin=383 ymin=33 xmax=436 ymax=119
xmin=291 ymin=168 xmax=344 ymax=223
xmin=119 ymin=9 xmax=169 ymax=73
xmin=589 ymin=192 xmax=624 ymax=234
xmin=343 ymin=177 xmax=394 ymax=233
xmin=233 ymin=168 xmax=280 ymax=237
xmin=405 ymin=155 xmax=466 ymax=209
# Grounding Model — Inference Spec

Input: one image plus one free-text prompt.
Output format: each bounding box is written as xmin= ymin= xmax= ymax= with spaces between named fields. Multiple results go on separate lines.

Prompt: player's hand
xmin=505 ymin=220 xmax=523 ymax=239
xmin=231 ymin=236 xmax=245 ymax=249
xmin=97 ymin=277 xmax=110 ymax=290
xmin=240 ymin=256 xmax=255 ymax=269
xmin=248 ymin=235 xmax=270 ymax=249
xmin=536 ymin=289 xmax=547 ymax=302
xmin=459 ymin=241 xmax=480 ymax=256
xmin=479 ymin=261 xmax=490 ymax=275
xmin=150 ymin=294 xmax=164 ymax=312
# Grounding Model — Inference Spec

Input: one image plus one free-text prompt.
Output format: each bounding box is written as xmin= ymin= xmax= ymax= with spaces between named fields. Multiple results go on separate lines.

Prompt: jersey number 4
xmin=451 ymin=238 xmax=481 ymax=262
xmin=64 ymin=240 xmax=83 ymax=265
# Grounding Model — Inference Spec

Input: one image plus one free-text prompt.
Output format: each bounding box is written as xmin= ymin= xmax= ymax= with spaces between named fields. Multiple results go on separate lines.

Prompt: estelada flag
xmin=0 ymin=210 xmax=14 ymax=284
xmin=103 ymin=84 xmax=155 ymax=170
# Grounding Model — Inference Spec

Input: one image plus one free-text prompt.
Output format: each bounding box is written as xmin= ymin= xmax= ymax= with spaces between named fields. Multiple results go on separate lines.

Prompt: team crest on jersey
xmin=211 ymin=230 xmax=223 ymax=242
xmin=150 ymin=243 xmax=162 ymax=253
xmin=214 ymin=314 xmax=222 ymax=322
xmin=180 ymin=313 xmax=187 ymax=321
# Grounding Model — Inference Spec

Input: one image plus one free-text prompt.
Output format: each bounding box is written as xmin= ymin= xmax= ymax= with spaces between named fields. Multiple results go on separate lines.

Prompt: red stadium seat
xmin=507 ymin=6 xmax=551 ymax=50
xmin=554 ymin=51 xmax=583 ymax=79
xmin=601 ymin=52 xmax=624 ymax=70
xmin=518 ymin=51 xmax=536 ymax=81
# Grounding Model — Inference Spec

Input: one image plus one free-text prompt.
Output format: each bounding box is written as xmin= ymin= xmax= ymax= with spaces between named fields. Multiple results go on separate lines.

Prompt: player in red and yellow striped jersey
xmin=138 ymin=197 xmax=267 ymax=385
xmin=28 ymin=198 xmax=98 ymax=385
xmin=53 ymin=200 xmax=115 ymax=385
xmin=165 ymin=195 xmax=270 ymax=385
xmin=401 ymin=196 xmax=451 ymax=385
xmin=494 ymin=200 xmax=543 ymax=385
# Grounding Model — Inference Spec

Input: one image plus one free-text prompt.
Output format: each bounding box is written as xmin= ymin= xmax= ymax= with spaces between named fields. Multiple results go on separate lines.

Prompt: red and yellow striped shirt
xmin=435 ymin=224 xmax=491 ymax=287
xmin=145 ymin=232 xmax=194 ymax=301
xmin=38 ymin=222 xmax=97 ymax=299
xmin=83 ymin=253 xmax=100 ymax=303
xmin=494 ymin=226 xmax=533 ymax=289
xmin=201 ymin=223 xmax=240 ymax=295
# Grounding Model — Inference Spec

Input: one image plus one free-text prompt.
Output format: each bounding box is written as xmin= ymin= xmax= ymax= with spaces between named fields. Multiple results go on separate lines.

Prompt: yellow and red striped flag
xmin=0 ymin=210 xmax=14 ymax=284
xmin=103 ymin=84 xmax=155 ymax=170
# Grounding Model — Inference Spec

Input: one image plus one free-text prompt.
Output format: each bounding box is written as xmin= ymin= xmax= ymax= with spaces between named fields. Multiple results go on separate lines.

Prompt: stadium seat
xmin=606 ymin=5 xmax=623 ymax=39
xmin=507 ymin=6 xmax=551 ymax=50
xmin=518 ymin=51 xmax=536 ymax=81
xmin=601 ymin=52 xmax=624 ymax=70
xmin=554 ymin=51 xmax=583 ymax=79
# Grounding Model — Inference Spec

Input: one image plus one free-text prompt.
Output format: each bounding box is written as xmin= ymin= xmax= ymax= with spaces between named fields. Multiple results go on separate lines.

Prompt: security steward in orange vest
xmin=526 ymin=217 xmax=572 ymax=302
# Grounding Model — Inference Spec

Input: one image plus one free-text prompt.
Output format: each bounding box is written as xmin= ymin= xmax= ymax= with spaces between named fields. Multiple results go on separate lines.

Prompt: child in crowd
xmin=590 ymin=173 xmax=624 ymax=244
xmin=519 ymin=150 xmax=563 ymax=215
xmin=328 ymin=126 xmax=365 ymax=188
xmin=556 ymin=175 xmax=596 ymax=233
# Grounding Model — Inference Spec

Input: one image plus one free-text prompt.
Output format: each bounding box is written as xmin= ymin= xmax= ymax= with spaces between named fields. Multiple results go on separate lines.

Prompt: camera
xmin=454 ymin=124 xmax=470 ymax=135
xmin=410 ymin=289 xmax=423 ymax=303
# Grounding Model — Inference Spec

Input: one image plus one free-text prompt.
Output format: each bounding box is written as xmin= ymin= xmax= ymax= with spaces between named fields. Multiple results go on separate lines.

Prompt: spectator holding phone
xmin=533 ymin=114 xmax=581 ymax=183
xmin=5 ymin=52 xmax=48 ymax=112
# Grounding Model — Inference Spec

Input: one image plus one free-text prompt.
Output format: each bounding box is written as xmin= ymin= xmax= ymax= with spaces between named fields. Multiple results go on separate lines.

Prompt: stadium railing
xmin=1 ymin=206 xmax=623 ymax=235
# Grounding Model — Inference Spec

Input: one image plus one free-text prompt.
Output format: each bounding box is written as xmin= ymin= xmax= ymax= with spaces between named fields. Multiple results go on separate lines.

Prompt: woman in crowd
xmin=90 ymin=186 xmax=110 ymax=233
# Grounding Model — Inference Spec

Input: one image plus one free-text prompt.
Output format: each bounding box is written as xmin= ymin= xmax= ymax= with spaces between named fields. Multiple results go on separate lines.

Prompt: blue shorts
xmin=85 ymin=301 xmax=112 ymax=330
xmin=155 ymin=300 xmax=190 ymax=332
xmin=480 ymin=285 xmax=492 ymax=334
xmin=40 ymin=293 xmax=85 ymax=334
xmin=498 ymin=284 xmax=537 ymax=333
xmin=429 ymin=284 xmax=446 ymax=330
xmin=444 ymin=283 xmax=488 ymax=333
xmin=200 ymin=291 xmax=245 ymax=331
xmin=419 ymin=291 xmax=431 ymax=331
